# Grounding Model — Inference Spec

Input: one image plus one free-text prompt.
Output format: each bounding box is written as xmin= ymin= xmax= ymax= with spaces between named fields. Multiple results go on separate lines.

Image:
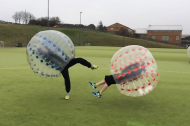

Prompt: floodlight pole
xmin=47 ymin=0 xmax=49 ymax=30
xmin=79 ymin=12 xmax=82 ymax=45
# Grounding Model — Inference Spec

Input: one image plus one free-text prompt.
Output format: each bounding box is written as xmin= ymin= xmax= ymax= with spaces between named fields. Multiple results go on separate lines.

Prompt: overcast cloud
xmin=1 ymin=0 xmax=190 ymax=34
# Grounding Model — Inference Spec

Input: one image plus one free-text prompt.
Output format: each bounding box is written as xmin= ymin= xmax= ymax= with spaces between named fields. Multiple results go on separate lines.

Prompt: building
xmin=181 ymin=34 xmax=190 ymax=39
xmin=107 ymin=23 xmax=134 ymax=35
xmin=147 ymin=25 xmax=182 ymax=43
xmin=135 ymin=25 xmax=183 ymax=44
xmin=135 ymin=28 xmax=147 ymax=38
xmin=181 ymin=34 xmax=190 ymax=47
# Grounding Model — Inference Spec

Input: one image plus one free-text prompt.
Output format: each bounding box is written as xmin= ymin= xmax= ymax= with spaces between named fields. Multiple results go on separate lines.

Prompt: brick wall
xmin=107 ymin=23 xmax=134 ymax=34
xmin=146 ymin=31 xmax=182 ymax=43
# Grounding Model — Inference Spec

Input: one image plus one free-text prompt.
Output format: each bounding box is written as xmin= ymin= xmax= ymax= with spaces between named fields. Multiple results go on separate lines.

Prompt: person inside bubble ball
xmin=89 ymin=61 xmax=146 ymax=98
xmin=62 ymin=58 xmax=98 ymax=100
xmin=38 ymin=46 xmax=98 ymax=100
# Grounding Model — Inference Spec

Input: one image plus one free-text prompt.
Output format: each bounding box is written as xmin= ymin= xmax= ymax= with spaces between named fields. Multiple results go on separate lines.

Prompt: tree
xmin=103 ymin=26 xmax=107 ymax=31
xmin=12 ymin=11 xmax=35 ymax=24
xmin=17 ymin=11 xmax=22 ymax=24
xmin=20 ymin=11 xmax=26 ymax=24
xmin=49 ymin=16 xmax=61 ymax=26
xmin=24 ymin=12 xmax=29 ymax=24
xmin=29 ymin=16 xmax=61 ymax=26
xmin=55 ymin=16 xmax=61 ymax=24
xmin=20 ymin=11 xmax=30 ymax=24
xmin=87 ymin=24 xmax=96 ymax=30
xmin=29 ymin=19 xmax=40 ymax=25
xmin=12 ymin=12 xmax=19 ymax=23
xmin=97 ymin=21 xmax=104 ymax=31
xmin=26 ymin=12 xmax=35 ymax=24
xmin=116 ymin=27 xmax=131 ymax=37
xmin=38 ymin=17 xmax=48 ymax=26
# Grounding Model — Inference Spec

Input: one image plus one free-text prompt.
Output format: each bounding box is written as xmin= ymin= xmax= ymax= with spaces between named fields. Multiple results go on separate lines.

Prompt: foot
xmin=91 ymin=65 xmax=98 ymax=70
xmin=92 ymin=91 xmax=102 ymax=98
xmin=65 ymin=95 xmax=69 ymax=100
xmin=89 ymin=82 xmax=97 ymax=89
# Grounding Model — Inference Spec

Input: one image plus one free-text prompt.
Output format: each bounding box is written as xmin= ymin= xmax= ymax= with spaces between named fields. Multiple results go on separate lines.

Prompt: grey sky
xmin=1 ymin=0 xmax=190 ymax=34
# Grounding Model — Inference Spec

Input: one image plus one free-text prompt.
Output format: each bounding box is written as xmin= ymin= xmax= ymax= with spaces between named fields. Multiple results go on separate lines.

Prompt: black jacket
xmin=113 ymin=62 xmax=146 ymax=83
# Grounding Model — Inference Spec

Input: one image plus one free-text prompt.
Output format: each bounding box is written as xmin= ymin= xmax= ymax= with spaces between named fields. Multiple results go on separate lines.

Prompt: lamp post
xmin=79 ymin=12 xmax=82 ymax=45
xmin=47 ymin=0 xmax=49 ymax=30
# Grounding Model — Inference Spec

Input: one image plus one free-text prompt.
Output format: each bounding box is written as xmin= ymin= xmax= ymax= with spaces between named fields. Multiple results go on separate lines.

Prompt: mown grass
xmin=0 ymin=46 xmax=190 ymax=126
xmin=0 ymin=23 xmax=183 ymax=48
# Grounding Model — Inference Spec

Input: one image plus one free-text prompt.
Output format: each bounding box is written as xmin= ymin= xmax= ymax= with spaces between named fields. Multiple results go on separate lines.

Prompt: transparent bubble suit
xmin=110 ymin=45 xmax=159 ymax=97
xmin=26 ymin=30 xmax=75 ymax=78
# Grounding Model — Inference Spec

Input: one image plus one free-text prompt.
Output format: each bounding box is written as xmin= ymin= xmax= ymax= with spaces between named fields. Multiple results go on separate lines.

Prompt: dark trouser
xmin=105 ymin=69 xmax=145 ymax=86
xmin=61 ymin=58 xmax=92 ymax=93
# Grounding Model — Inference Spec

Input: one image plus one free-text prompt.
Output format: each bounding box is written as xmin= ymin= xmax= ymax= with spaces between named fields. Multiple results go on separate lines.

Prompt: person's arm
xmin=43 ymin=44 xmax=67 ymax=63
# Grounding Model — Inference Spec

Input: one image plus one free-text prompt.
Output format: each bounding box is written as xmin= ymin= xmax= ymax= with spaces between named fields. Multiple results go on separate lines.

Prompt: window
xmin=152 ymin=36 xmax=155 ymax=39
xmin=162 ymin=36 xmax=169 ymax=41
xmin=111 ymin=28 xmax=113 ymax=30
xmin=176 ymin=36 xmax=179 ymax=40
xmin=162 ymin=36 xmax=165 ymax=40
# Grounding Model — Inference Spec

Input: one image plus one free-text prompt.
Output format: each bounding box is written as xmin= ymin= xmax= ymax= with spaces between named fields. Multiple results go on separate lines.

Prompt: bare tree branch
xmin=12 ymin=12 xmax=19 ymax=23
xmin=12 ymin=11 xmax=36 ymax=24
xmin=17 ymin=11 xmax=22 ymax=24
xmin=20 ymin=11 xmax=26 ymax=24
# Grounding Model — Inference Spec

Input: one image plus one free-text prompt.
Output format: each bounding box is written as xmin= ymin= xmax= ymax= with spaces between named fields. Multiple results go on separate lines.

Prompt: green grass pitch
xmin=0 ymin=46 xmax=190 ymax=126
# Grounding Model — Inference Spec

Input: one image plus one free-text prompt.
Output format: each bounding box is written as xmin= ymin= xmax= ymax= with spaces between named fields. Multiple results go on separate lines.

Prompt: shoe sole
xmin=89 ymin=82 xmax=96 ymax=89
xmin=65 ymin=96 xmax=69 ymax=100
xmin=92 ymin=93 xmax=101 ymax=98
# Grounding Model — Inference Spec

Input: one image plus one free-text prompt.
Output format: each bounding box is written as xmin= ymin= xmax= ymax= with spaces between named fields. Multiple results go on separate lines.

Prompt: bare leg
xmin=99 ymin=83 xmax=109 ymax=94
xmin=95 ymin=80 xmax=105 ymax=87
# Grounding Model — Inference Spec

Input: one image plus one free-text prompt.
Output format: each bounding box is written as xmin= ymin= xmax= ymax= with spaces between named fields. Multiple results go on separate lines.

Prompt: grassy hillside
xmin=0 ymin=23 xmax=183 ymax=48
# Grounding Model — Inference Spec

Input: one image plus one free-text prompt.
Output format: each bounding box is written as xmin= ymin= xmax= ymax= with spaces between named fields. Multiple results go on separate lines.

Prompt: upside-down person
xmin=62 ymin=58 xmax=98 ymax=100
xmin=38 ymin=46 xmax=98 ymax=100
xmin=89 ymin=61 xmax=146 ymax=98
